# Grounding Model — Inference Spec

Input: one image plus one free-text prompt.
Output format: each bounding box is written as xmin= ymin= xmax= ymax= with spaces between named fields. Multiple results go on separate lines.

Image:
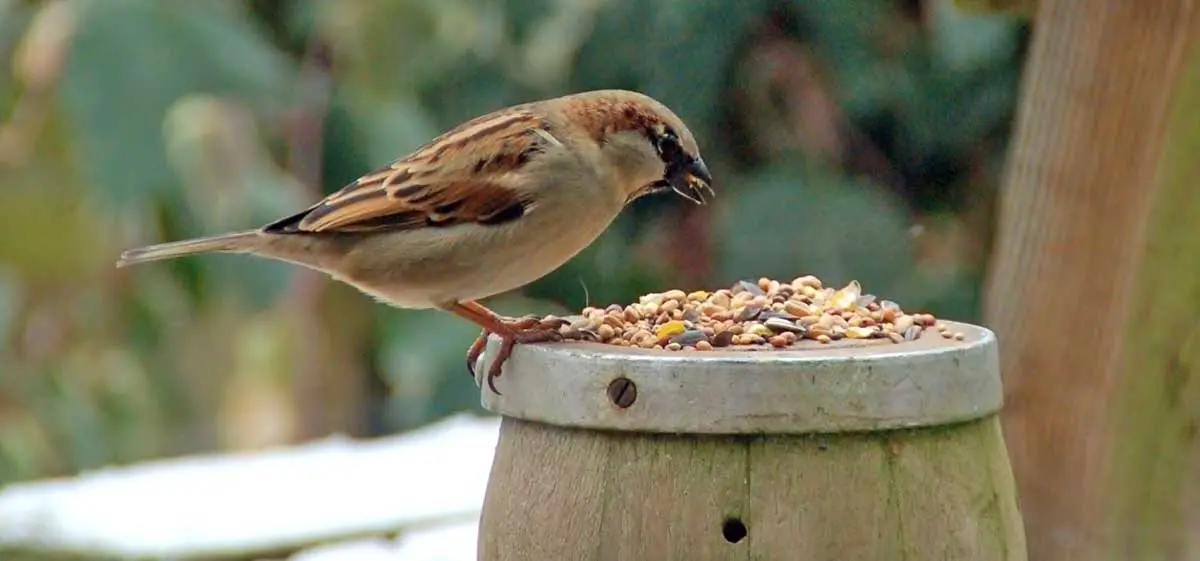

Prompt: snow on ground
xmin=0 ymin=413 xmax=500 ymax=560
xmin=291 ymin=518 xmax=480 ymax=561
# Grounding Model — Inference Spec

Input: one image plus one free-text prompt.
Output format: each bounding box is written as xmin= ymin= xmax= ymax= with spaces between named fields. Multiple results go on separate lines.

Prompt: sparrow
xmin=116 ymin=89 xmax=714 ymax=393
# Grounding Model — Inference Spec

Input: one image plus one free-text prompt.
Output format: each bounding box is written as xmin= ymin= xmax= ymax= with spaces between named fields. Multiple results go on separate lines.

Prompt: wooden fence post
xmin=474 ymin=321 xmax=1026 ymax=560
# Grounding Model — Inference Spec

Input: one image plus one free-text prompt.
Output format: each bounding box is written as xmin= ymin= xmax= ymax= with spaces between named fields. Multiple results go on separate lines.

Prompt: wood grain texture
xmin=982 ymin=0 xmax=1200 ymax=558
xmin=748 ymin=418 xmax=1025 ymax=559
xmin=1107 ymin=43 xmax=1200 ymax=561
xmin=478 ymin=418 xmax=749 ymax=561
xmin=478 ymin=416 xmax=1025 ymax=560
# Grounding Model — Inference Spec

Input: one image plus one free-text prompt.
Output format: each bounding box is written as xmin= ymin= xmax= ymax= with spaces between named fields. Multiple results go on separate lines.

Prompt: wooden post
xmin=474 ymin=322 xmax=1026 ymax=560
xmin=983 ymin=1 xmax=1200 ymax=558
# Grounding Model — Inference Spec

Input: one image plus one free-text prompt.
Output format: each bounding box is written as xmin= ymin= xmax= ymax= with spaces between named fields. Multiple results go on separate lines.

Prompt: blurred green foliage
xmin=0 ymin=0 xmax=1025 ymax=484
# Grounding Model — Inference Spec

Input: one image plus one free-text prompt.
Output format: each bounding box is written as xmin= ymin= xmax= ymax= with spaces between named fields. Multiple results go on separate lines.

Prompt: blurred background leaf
xmin=61 ymin=0 xmax=296 ymax=207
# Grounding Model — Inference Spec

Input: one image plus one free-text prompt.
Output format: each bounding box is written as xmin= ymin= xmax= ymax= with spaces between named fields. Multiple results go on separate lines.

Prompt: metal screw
xmin=607 ymin=377 xmax=637 ymax=408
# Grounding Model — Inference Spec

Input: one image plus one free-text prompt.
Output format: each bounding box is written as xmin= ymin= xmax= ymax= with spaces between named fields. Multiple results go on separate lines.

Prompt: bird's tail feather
xmin=116 ymin=230 xmax=261 ymax=267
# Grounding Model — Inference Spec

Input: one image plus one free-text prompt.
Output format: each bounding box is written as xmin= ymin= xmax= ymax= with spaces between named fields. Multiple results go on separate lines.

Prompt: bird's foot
xmin=465 ymin=314 xmax=571 ymax=394
xmin=465 ymin=314 xmax=540 ymax=377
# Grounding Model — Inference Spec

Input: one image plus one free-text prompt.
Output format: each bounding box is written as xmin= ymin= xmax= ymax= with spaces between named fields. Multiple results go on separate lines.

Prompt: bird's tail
xmin=116 ymin=230 xmax=261 ymax=268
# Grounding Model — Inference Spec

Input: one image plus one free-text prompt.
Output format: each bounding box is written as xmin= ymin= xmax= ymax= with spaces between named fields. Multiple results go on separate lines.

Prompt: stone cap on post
xmin=476 ymin=321 xmax=1001 ymax=435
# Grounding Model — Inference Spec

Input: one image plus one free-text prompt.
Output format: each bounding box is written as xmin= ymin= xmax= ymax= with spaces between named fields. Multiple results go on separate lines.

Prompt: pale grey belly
xmin=332 ymin=210 xmax=618 ymax=309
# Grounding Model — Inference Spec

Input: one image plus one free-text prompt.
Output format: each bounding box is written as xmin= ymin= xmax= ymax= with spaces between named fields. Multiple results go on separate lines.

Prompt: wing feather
xmin=266 ymin=107 xmax=555 ymax=234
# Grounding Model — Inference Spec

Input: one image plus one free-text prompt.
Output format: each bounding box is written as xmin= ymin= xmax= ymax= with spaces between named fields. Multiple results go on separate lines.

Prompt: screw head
xmin=607 ymin=377 xmax=637 ymax=408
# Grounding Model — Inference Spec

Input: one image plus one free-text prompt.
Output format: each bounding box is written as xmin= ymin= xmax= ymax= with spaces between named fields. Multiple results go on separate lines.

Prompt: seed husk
xmin=734 ymin=304 xmax=764 ymax=322
xmin=733 ymin=280 xmax=765 ymax=296
xmin=670 ymin=329 xmax=709 ymax=347
xmin=764 ymin=317 xmax=806 ymax=335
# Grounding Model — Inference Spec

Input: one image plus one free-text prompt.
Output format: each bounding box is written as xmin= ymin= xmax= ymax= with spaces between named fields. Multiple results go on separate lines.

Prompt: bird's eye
xmin=652 ymin=127 xmax=682 ymax=161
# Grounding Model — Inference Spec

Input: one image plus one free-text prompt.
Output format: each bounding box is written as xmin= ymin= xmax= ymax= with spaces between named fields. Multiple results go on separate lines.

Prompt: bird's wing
xmin=267 ymin=107 xmax=559 ymax=234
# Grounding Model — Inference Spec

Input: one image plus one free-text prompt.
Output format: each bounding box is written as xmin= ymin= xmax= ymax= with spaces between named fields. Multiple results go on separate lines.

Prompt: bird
xmin=116 ymin=89 xmax=714 ymax=393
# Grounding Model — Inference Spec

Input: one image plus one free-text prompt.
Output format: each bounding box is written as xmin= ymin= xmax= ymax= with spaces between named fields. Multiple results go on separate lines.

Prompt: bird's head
xmin=561 ymin=90 xmax=714 ymax=207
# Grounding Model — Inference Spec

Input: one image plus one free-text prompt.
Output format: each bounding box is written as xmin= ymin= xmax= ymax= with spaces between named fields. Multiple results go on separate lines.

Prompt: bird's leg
xmin=446 ymin=301 xmax=569 ymax=393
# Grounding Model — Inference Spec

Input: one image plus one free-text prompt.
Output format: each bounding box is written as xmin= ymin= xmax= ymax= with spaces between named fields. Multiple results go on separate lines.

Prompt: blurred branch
xmin=661 ymin=204 xmax=714 ymax=289
xmin=282 ymin=34 xmax=374 ymax=441
xmin=286 ymin=38 xmax=333 ymax=194
xmin=284 ymin=35 xmax=338 ymax=441
xmin=0 ymin=0 xmax=75 ymax=167
xmin=733 ymin=8 xmax=907 ymax=200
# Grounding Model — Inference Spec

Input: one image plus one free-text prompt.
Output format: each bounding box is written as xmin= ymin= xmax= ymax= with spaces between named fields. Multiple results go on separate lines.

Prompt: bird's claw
xmin=482 ymin=327 xmax=564 ymax=394
xmin=464 ymin=315 xmax=572 ymax=394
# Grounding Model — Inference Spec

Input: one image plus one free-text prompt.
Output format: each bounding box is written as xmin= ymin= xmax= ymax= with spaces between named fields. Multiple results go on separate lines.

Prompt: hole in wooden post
xmin=606 ymin=377 xmax=637 ymax=408
xmin=722 ymin=517 xmax=747 ymax=543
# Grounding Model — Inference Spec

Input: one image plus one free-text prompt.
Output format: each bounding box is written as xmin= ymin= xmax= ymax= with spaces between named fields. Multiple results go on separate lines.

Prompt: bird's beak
xmin=668 ymin=156 xmax=714 ymax=205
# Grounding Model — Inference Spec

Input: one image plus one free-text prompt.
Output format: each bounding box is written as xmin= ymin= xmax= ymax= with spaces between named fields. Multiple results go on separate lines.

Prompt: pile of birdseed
xmin=556 ymin=276 xmax=962 ymax=351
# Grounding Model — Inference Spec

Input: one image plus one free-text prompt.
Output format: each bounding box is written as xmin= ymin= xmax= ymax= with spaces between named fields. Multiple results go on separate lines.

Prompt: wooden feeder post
xmin=475 ymin=321 xmax=1026 ymax=560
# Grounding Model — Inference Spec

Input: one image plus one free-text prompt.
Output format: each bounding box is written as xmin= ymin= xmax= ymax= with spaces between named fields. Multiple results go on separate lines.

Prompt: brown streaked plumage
xmin=116 ymin=89 xmax=713 ymax=393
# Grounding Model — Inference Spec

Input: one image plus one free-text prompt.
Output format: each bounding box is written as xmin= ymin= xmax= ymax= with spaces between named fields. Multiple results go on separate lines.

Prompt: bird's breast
xmin=334 ymin=186 xmax=623 ymax=308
